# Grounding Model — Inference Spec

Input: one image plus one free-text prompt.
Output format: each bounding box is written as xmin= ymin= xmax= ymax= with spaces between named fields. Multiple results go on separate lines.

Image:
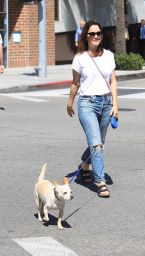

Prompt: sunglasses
xmin=87 ymin=31 xmax=102 ymax=37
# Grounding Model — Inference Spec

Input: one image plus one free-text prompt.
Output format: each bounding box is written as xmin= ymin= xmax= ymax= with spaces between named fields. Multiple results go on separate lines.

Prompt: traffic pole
xmin=38 ymin=0 xmax=47 ymax=78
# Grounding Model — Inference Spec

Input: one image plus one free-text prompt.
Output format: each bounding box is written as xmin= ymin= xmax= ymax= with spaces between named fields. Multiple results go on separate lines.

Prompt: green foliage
xmin=114 ymin=53 xmax=144 ymax=70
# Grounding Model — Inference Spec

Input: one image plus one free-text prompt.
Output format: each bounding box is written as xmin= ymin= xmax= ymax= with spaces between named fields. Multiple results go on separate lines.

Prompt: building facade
xmin=0 ymin=0 xmax=145 ymax=68
xmin=0 ymin=0 xmax=55 ymax=67
xmin=55 ymin=0 xmax=145 ymax=63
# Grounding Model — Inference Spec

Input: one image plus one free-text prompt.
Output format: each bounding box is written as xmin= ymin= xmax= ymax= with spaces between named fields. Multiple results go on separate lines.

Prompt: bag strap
xmin=88 ymin=52 xmax=110 ymax=89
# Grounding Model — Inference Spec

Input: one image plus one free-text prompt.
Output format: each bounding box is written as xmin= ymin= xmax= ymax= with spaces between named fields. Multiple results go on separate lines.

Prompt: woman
xmin=67 ymin=20 xmax=118 ymax=198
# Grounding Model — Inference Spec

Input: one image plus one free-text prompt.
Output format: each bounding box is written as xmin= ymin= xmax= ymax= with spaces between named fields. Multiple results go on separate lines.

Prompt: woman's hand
xmin=110 ymin=105 xmax=118 ymax=118
xmin=0 ymin=64 xmax=4 ymax=73
xmin=67 ymin=70 xmax=80 ymax=117
xmin=67 ymin=104 xmax=75 ymax=117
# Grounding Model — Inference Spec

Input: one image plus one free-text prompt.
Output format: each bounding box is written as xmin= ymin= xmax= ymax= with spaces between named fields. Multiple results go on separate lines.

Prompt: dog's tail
xmin=38 ymin=163 xmax=47 ymax=182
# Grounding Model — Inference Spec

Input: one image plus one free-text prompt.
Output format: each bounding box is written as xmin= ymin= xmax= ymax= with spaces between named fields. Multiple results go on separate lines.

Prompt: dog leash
xmin=69 ymin=145 xmax=105 ymax=184
xmin=69 ymin=168 xmax=80 ymax=184
xmin=69 ymin=154 xmax=92 ymax=184
xmin=64 ymin=195 xmax=96 ymax=221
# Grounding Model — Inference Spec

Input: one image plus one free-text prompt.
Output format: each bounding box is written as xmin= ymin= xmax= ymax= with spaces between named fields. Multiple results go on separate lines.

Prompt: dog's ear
xmin=53 ymin=180 xmax=58 ymax=187
xmin=63 ymin=176 xmax=69 ymax=184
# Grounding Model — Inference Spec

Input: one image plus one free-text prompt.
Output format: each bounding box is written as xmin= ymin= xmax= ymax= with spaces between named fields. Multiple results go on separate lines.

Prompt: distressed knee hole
xmin=93 ymin=144 xmax=102 ymax=151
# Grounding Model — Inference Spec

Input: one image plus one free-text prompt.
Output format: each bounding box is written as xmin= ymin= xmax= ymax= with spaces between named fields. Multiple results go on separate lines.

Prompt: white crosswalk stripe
xmin=13 ymin=237 xmax=78 ymax=256
xmin=0 ymin=88 xmax=69 ymax=102
xmin=0 ymin=94 xmax=49 ymax=102
xmin=119 ymin=92 xmax=145 ymax=99
xmin=1 ymin=87 xmax=145 ymax=101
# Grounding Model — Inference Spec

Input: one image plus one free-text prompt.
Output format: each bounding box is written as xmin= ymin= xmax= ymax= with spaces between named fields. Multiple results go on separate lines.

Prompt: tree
xmin=115 ymin=0 xmax=126 ymax=54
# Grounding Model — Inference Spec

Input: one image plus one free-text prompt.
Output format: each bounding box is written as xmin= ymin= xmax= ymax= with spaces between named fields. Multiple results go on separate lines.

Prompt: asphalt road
xmin=0 ymin=80 xmax=145 ymax=256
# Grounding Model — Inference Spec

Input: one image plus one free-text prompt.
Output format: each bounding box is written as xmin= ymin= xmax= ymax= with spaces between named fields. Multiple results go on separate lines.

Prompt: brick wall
xmin=9 ymin=0 xmax=55 ymax=67
xmin=46 ymin=0 xmax=55 ymax=65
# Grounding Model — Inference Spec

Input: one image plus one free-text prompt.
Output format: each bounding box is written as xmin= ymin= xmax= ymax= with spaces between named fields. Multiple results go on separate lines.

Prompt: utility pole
xmin=38 ymin=0 xmax=47 ymax=78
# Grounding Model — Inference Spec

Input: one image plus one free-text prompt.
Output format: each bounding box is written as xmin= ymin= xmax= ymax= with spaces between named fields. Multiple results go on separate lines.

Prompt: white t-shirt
xmin=72 ymin=49 xmax=115 ymax=96
xmin=0 ymin=34 xmax=3 ymax=44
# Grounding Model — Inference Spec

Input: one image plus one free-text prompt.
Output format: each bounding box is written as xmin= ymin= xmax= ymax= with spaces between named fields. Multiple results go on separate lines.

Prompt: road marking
xmin=0 ymin=88 xmax=69 ymax=102
xmin=0 ymin=94 xmax=48 ymax=102
xmin=119 ymin=92 xmax=145 ymax=99
xmin=15 ymin=88 xmax=70 ymax=97
xmin=13 ymin=237 xmax=78 ymax=256
xmin=118 ymin=86 xmax=145 ymax=89
xmin=1 ymin=87 xmax=145 ymax=102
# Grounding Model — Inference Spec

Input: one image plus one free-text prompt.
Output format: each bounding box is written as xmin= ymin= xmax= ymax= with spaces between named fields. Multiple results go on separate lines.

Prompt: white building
xmin=55 ymin=0 xmax=145 ymax=63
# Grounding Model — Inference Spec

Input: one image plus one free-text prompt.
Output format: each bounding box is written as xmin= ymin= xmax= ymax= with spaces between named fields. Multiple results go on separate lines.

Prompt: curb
xmin=116 ymin=72 xmax=145 ymax=81
xmin=0 ymin=72 xmax=145 ymax=93
xmin=0 ymin=80 xmax=72 ymax=93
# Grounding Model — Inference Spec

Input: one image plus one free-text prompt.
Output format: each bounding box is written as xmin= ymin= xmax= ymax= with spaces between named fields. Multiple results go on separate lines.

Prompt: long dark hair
xmin=78 ymin=20 xmax=103 ymax=53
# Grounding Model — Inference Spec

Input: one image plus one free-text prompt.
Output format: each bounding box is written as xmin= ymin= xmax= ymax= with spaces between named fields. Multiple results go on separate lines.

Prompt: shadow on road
xmin=66 ymin=170 xmax=113 ymax=193
xmin=34 ymin=213 xmax=72 ymax=228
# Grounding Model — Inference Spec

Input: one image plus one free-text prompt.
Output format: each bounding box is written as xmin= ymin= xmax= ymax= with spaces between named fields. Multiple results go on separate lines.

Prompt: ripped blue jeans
xmin=78 ymin=94 xmax=112 ymax=182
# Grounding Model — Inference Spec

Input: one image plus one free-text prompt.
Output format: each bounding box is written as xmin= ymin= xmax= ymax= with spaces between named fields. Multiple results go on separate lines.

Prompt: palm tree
xmin=115 ymin=0 xmax=126 ymax=54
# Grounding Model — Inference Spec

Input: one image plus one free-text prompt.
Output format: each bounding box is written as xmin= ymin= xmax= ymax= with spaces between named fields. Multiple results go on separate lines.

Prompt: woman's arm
xmin=67 ymin=70 xmax=80 ymax=117
xmin=110 ymin=71 xmax=118 ymax=118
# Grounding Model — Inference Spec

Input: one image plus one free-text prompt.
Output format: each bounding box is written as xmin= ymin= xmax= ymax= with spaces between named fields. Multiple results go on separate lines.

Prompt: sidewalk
xmin=0 ymin=64 xmax=145 ymax=93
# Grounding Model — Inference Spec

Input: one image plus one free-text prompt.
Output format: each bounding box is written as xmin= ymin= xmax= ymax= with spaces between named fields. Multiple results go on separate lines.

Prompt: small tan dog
xmin=34 ymin=163 xmax=73 ymax=229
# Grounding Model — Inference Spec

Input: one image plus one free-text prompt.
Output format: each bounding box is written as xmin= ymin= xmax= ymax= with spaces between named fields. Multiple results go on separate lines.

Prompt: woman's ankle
xmin=81 ymin=162 xmax=90 ymax=170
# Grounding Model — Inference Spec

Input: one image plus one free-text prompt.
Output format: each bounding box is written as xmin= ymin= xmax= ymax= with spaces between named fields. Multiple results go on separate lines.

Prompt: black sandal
xmin=97 ymin=182 xmax=110 ymax=198
xmin=79 ymin=165 xmax=92 ymax=183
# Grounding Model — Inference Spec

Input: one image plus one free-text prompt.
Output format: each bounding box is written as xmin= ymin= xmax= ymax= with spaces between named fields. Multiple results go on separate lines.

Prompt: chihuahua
xmin=34 ymin=163 xmax=73 ymax=229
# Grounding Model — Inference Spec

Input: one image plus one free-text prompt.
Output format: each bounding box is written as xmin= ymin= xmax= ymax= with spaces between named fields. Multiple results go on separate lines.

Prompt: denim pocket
xmin=78 ymin=96 xmax=91 ymax=109
xmin=106 ymin=95 xmax=112 ymax=105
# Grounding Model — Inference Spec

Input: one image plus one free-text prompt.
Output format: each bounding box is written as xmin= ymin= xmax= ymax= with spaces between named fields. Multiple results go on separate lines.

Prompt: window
xmin=0 ymin=0 xmax=5 ymax=32
xmin=124 ymin=0 xmax=128 ymax=14
xmin=20 ymin=0 xmax=40 ymax=4
xmin=55 ymin=0 xmax=60 ymax=21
